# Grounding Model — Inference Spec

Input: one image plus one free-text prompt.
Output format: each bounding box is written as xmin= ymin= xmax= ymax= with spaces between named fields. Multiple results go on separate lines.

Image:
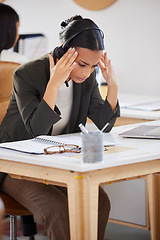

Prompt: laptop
xmin=119 ymin=125 xmax=160 ymax=139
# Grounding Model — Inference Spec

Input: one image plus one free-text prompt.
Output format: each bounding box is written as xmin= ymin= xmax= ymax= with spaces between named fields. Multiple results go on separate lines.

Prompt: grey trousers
xmin=1 ymin=175 xmax=110 ymax=240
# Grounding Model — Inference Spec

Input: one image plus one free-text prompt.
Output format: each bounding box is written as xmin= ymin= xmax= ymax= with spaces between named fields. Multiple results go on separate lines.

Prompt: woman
xmin=0 ymin=3 xmax=36 ymax=239
xmin=0 ymin=3 xmax=28 ymax=63
xmin=0 ymin=15 xmax=120 ymax=240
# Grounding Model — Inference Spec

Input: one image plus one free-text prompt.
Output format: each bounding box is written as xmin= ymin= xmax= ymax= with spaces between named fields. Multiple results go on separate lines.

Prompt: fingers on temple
xmin=108 ymin=60 xmax=113 ymax=71
xmin=70 ymin=62 xmax=76 ymax=71
xmin=61 ymin=48 xmax=78 ymax=66
xmin=98 ymin=60 xmax=104 ymax=69
xmin=48 ymin=54 xmax=55 ymax=70
xmin=103 ymin=52 xmax=109 ymax=66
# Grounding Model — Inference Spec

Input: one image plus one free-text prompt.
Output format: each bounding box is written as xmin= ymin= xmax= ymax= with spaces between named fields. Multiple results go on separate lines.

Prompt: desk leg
xmin=67 ymin=173 xmax=99 ymax=240
xmin=147 ymin=174 xmax=160 ymax=240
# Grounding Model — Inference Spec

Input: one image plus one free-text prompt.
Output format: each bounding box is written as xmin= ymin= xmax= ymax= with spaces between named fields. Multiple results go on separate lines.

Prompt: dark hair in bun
xmin=59 ymin=15 xmax=104 ymax=51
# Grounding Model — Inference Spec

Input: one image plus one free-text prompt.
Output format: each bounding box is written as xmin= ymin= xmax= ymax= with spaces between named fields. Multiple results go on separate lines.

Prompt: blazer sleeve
xmin=87 ymin=73 xmax=120 ymax=132
xmin=13 ymin=62 xmax=61 ymax=137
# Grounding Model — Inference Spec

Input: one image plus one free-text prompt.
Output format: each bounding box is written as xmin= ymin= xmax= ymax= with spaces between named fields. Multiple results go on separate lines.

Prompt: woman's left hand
xmin=98 ymin=52 xmax=118 ymax=111
xmin=98 ymin=52 xmax=117 ymax=88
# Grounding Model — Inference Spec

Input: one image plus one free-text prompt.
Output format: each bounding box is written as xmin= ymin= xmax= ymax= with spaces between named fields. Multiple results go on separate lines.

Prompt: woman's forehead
xmin=76 ymin=47 xmax=103 ymax=65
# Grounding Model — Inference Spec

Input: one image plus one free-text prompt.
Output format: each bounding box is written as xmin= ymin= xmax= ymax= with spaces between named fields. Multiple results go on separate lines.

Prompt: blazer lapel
xmin=69 ymin=81 xmax=81 ymax=132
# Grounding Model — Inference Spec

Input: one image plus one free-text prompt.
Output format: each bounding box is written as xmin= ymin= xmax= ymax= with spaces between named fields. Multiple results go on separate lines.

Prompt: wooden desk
xmin=115 ymin=115 xmax=150 ymax=126
xmin=98 ymin=86 xmax=160 ymax=229
xmin=99 ymin=85 xmax=160 ymax=126
xmin=0 ymin=122 xmax=160 ymax=240
xmin=117 ymin=107 xmax=160 ymax=126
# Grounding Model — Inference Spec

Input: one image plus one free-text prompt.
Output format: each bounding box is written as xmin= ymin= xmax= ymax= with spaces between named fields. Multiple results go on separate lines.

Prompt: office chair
xmin=0 ymin=198 xmax=4 ymax=240
xmin=0 ymin=61 xmax=20 ymax=123
xmin=0 ymin=192 xmax=32 ymax=239
xmin=0 ymin=61 xmax=36 ymax=240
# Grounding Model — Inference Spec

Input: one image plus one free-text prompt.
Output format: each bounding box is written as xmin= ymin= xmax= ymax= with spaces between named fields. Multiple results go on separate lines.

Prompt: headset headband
xmin=63 ymin=27 xmax=104 ymax=49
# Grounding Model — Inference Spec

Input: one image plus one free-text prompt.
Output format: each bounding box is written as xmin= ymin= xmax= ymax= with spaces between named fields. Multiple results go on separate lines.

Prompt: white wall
xmin=5 ymin=0 xmax=160 ymax=97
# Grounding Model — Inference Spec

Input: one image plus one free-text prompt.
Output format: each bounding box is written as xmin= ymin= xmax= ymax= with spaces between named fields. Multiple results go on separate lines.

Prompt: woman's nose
xmin=82 ymin=68 xmax=92 ymax=79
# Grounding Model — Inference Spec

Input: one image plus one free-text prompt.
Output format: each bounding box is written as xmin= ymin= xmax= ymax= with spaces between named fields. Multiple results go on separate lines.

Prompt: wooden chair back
xmin=0 ymin=61 xmax=20 ymax=124
xmin=0 ymin=61 xmax=33 ymax=238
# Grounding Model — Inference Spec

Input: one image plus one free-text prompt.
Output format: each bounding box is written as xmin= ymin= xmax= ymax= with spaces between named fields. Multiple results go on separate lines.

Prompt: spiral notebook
xmin=0 ymin=135 xmax=82 ymax=155
xmin=0 ymin=134 xmax=116 ymax=155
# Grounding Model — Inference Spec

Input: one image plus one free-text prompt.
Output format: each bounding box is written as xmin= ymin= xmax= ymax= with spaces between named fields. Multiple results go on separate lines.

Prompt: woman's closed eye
xmin=78 ymin=63 xmax=98 ymax=68
xmin=78 ymin=63 xmax=86 ymax=67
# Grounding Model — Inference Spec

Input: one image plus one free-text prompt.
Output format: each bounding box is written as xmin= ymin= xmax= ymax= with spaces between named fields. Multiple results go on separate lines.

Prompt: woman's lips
xmin=78 ymin=77 xmax=86 ymax=82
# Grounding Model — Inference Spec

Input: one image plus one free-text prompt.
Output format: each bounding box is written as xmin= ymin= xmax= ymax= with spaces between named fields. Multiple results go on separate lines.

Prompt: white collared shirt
xmin=52 ymin=80 xmax=73 ymax=136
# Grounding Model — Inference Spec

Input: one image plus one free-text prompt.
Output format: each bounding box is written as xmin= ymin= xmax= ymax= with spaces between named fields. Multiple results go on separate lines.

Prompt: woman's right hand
xmin=48 ymin=47 xmax=77 ymax=89
xmin=43 ymin=48 xmax=77 ymax=110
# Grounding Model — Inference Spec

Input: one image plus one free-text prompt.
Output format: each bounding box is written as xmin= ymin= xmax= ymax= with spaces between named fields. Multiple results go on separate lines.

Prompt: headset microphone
xmin=65 ymin=81 xmax=69 ymax=87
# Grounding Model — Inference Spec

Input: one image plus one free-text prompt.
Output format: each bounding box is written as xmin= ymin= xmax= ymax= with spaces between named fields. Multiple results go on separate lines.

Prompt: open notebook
xmin=119 ymin=125 xmax=160 ymax=139
xmin=0 ymin=135 xmax=116 ymax=155
xmin=0 ymin=135 xmax=81 ymax=155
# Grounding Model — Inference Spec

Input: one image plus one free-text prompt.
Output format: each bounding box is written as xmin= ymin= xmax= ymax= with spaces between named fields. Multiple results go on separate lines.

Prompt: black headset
xmin=54 ymin=27 xmax=104 ymax=60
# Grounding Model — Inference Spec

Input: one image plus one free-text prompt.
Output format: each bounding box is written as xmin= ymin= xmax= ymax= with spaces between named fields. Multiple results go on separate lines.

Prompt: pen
xmin=101 ymin=122 xmax=111 ymax=132
xmin=79 ymin=123 xmax=89 ymax=134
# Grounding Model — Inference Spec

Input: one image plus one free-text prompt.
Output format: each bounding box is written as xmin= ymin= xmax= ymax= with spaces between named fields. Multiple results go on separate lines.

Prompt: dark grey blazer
xmin=0 ymin=51 xmax=120 ymax=185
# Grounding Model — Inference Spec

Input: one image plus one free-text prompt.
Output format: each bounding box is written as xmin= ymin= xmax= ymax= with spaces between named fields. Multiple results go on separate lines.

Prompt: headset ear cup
xmin=54 ymin=46 xmax=65 ymax=59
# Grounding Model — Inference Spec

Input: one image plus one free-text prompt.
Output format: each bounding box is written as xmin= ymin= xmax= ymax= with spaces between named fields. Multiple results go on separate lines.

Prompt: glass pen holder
xmin=81 ymin=131 xmax=104 ymax=163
